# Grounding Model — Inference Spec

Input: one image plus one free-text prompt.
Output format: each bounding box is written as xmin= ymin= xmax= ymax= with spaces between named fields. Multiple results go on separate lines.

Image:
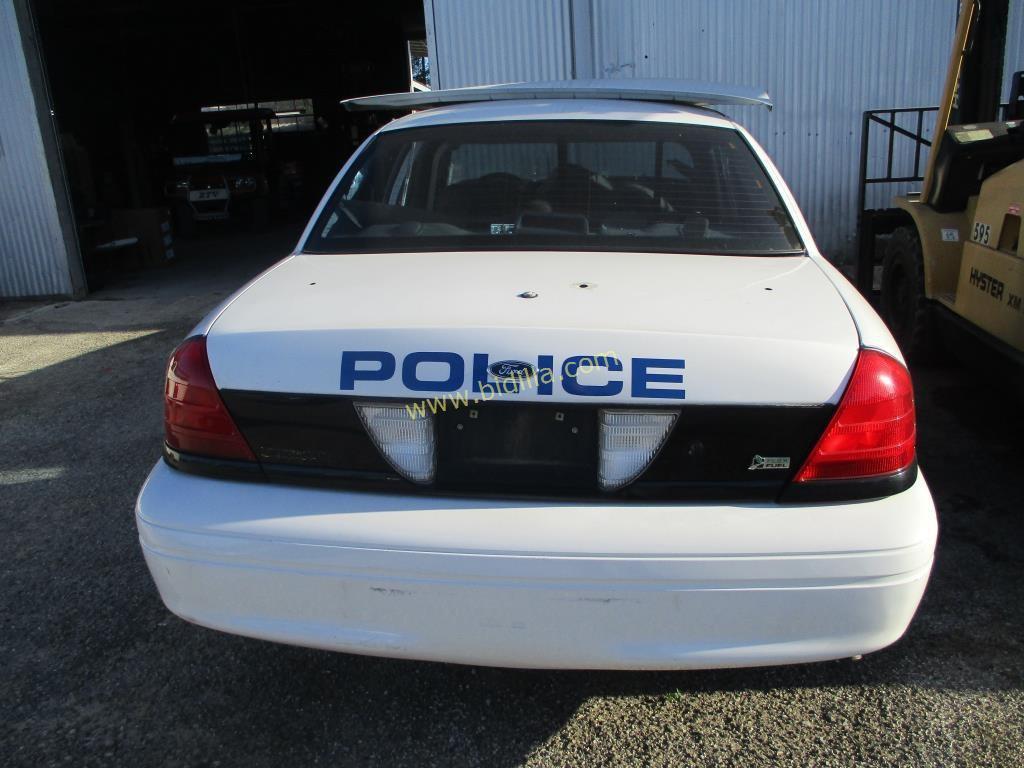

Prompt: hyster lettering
xmin=969 ymin=267 xmax=1005 ymax=300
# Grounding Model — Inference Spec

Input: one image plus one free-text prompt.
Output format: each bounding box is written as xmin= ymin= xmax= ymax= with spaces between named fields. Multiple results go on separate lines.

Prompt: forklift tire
xmin=881 ymin=226 xmax=938 ymax=364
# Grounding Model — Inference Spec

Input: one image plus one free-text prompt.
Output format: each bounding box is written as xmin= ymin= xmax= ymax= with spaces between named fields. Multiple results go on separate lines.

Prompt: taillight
xmin=164 ymin=336 xmax=256 ymax=461
xmin=795 ymin=349 xmax=915 ymax=482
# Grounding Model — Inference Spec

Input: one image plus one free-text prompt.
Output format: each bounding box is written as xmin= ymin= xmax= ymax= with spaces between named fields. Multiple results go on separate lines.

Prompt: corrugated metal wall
xmin=588 ymin=0 xmax=964 ymax=261
xmin=426 ymin=0 xmax=1024 ymax=262
xmin=1008 ymin=0 xmax=1024 ymax=95
xmin=0 ymin=0 xmax=74 ymax=297
xmin=426 ymin=0 xmax=573 ymax=89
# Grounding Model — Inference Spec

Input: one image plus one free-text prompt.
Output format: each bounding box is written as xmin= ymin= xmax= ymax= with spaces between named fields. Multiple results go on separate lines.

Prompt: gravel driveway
xmin=2 ymin=232 xmax=1021 ymax=767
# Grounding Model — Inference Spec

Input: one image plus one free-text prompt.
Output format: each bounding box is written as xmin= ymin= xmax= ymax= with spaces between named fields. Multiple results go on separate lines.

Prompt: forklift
xmin=858 ymin=0 xmax=1023 ymax=381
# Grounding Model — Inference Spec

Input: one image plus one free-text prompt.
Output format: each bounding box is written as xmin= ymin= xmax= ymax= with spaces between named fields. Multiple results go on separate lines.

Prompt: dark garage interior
xmin=30 ymin=0 xmax=427 ymax=290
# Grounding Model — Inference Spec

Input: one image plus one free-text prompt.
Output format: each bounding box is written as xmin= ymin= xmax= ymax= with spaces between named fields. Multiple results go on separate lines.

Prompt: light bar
xmin=598 ymin=409 xmax=679 ymax=491
xmin=355 ymin=402 xmax=436 ymax=484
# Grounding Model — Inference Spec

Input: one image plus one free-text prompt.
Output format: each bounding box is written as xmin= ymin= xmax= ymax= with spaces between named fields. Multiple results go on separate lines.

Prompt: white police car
xmin=137 ymin=80 xmax=937 ymax=669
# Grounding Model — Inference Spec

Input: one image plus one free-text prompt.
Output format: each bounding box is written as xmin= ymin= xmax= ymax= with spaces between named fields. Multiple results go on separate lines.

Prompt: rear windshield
xmin=303 ymin=120 xmax=803 ymax=255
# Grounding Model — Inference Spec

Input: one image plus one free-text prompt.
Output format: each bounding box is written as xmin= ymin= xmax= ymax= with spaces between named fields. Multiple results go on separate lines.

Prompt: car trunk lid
xmin=207 ymin=250 xmax=857 ymax=405
xmin=202 ymin=250 xmax=856 ymax=500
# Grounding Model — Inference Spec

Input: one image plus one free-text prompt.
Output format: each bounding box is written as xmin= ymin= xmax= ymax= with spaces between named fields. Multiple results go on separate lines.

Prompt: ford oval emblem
xmin=488 ymin=360 xmax=536 ymax=380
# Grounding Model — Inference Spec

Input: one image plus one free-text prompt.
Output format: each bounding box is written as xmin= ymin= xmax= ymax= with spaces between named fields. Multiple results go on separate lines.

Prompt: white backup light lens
xmin=355 ymin=402 xmax=436 ymax=484
xmin=598 ymin=409 xmax=679 ymax=491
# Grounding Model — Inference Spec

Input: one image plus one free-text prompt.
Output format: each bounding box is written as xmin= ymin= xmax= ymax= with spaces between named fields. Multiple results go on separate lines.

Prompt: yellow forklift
xmin=857 ymin=0 xmax=1023 ymax=381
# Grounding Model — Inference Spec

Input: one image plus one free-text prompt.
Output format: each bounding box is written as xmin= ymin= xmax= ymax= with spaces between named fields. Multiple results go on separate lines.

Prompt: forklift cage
xmin=854 ymin=107 xmax=937 ymax=294
xmin=854 ymin=102 xmax=1010 ymax=296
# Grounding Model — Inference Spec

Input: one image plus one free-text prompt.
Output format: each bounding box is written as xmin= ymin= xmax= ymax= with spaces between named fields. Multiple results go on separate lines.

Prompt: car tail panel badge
xmin=748 ymin=454 xmax=791 ymax=470
xmin=488 ymin=360 xmax=537 ymax=380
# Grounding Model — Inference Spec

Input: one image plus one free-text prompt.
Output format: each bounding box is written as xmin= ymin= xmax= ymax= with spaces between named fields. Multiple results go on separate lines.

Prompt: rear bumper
xmin=136 ymin=461 xmax=937 ymax=670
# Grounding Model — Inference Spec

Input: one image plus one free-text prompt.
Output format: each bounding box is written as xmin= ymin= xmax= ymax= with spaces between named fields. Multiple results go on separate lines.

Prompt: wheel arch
xmin=891 ymin=196 xmax=969 ymax=299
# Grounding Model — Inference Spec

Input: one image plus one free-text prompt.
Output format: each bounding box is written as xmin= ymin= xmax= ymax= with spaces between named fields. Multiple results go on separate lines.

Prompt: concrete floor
xmin=1 ymin=232 xmax=1022 ymax=767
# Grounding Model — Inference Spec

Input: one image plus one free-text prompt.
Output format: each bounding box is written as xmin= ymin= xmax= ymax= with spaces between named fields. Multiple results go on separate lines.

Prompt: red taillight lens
xmin=795 ymin=349 xmax=915 ymax=482
xmin=164 ymin=336 xmax=256 ymax=461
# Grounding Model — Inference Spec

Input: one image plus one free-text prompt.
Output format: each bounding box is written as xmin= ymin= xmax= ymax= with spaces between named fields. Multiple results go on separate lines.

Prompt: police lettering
xmin=339 ymin=351 xmax=685 ymax=399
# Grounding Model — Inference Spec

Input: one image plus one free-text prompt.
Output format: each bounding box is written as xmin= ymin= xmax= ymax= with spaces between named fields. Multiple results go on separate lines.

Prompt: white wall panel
xmin=587 ymin=0 xmax=968 ymax=260
xmin=0 ymin=0 xmax=74 ymax=297
xmin=1006 ymin=0 xmax=1024 ymax=98
xmin=427 ymin=0 xmax=573 ymax=89
xmin=428 ymin=0 xmax=1024 ymax=262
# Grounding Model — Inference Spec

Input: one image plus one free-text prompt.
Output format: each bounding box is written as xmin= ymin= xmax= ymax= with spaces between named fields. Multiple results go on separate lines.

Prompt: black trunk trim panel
xmin=195 ymin=390 xmax=924 ymax=502
xmin=222 ymin=390 xmax=393 ymax=474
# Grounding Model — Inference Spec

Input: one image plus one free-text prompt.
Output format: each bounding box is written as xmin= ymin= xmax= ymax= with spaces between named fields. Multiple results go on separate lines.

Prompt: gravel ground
xmin=1 ymin=230 xmax=1022 ymax=767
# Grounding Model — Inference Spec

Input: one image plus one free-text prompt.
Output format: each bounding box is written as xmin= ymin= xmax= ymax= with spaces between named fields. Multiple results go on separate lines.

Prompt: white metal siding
xmin=589 ymin=0 xmax=965 ymax=261
xmin=426 ymin=0 xmax=1024 ymax=262
xmin=1007 ymin=0 xmax=1024 ymax=97
xmin=426 ymin=0 xmax=573 ymax=90
xmin=0 ymin=0 xmax=73 ymax=297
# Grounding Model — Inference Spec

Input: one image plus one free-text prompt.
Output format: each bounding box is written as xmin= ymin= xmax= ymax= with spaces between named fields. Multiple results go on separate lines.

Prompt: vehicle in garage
xmin=136 ymin=80 xmax=937 ymax=670
xmin=164 ymin=108 xmax=277 ymax=235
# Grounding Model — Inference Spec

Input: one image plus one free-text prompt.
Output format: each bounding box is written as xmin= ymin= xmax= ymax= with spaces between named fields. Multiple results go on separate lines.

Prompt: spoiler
xmin=342 ymin=78 xmax=773 ymax=112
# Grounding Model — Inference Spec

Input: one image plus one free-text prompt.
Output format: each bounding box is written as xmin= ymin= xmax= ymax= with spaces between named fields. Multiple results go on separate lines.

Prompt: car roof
xmin=377 ymin=98 xmax=740 ymax=133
